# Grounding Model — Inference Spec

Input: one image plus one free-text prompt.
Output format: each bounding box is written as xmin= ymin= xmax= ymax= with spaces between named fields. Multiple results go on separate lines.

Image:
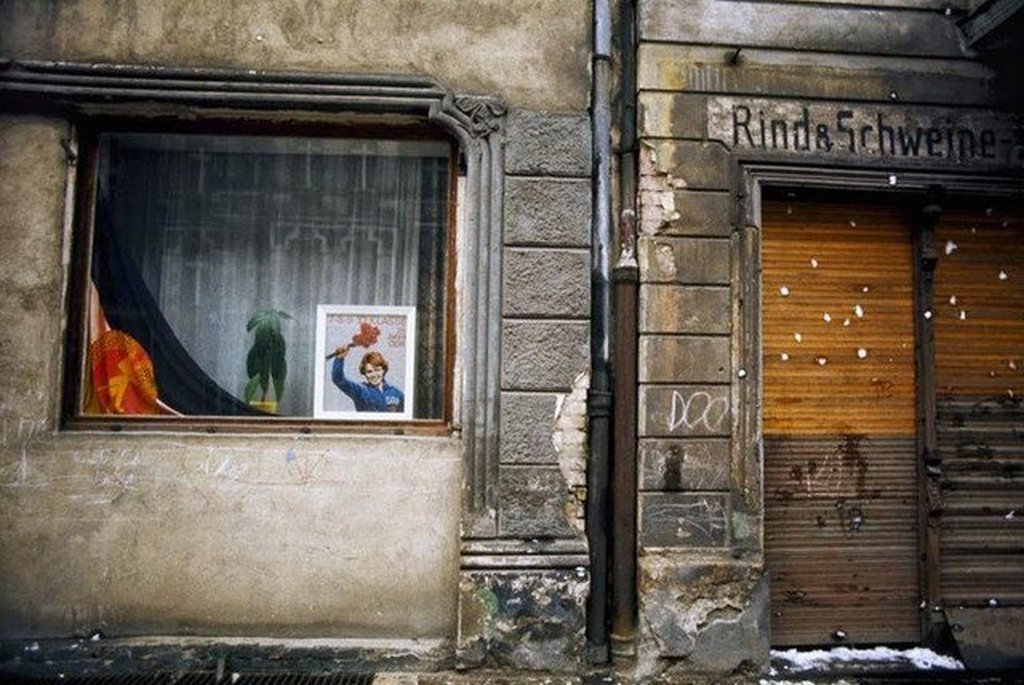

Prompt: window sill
xmin=61 ymin=415 xmax=454 ymax=437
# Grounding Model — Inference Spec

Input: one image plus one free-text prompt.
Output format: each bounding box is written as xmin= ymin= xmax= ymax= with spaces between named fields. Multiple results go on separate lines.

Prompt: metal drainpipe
xmin=586 ymin=0 xmax=614 ymax=665
xmin=610 ymin=0 xmax=639 ymax=660
xmin=610 ymin=211 xmax=638 ymax=658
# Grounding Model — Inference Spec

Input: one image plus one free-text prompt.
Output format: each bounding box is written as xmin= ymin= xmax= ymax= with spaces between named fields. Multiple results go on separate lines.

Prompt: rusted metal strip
xmin=610 ymin=209 xmax=639 ymax=657
xmin=913 ymin=191 xmax=944 ymax=643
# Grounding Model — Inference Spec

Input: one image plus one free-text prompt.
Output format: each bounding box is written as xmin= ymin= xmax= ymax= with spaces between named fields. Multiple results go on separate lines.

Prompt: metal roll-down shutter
xmin=762 ymin=199 xmax=920 ymax=646
xmin=934 ymin=208 xmax=1024 ymax=610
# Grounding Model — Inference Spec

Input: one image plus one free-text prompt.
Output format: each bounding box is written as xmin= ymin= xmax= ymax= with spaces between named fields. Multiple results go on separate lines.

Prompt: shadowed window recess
xmin=79 ymin=132 xmax=452 ymax=420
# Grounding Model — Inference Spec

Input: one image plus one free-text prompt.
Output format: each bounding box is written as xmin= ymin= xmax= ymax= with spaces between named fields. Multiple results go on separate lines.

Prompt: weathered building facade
xmin=0 ymin=0 xmax=595 ymax=676
xmin=0 ymin=0 xmax=1021 ymax=681
xmin=631 ymin=0 xmax=1023 ymax=675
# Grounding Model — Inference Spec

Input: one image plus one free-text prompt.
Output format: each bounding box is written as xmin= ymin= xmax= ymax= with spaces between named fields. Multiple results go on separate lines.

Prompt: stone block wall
xmin=634 ymin=131 xmax=757 ymax=674
xmin=455 ymin=109 xmax=592 ymax=671
xmin=500 ymin=109 xmax=592 ymax=541
xmin=632 ymin=0 xmax=1017 ymax=677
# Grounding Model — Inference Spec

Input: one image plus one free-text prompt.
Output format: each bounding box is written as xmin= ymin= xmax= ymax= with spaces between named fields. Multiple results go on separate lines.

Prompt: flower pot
xmin=249 ymin=400 xmax=278 ymax=414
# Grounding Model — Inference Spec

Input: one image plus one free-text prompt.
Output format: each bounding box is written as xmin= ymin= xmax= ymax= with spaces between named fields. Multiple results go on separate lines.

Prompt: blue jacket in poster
xmin=331 ymin=357 xmax=405 ymax=413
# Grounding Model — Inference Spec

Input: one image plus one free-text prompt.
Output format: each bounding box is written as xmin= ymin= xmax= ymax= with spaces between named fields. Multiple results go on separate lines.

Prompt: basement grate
xmin=1 ymin=674 xmax=376 ymax=685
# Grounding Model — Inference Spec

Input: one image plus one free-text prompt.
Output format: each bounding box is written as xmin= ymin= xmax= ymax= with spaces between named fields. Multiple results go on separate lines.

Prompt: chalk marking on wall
xmin=0 ymin=418 xmax=47 ymax=448
xmin=195 ymin=452 xmax=250 ymax=482
xmin=286 ymin=452 xmax=326 ymax=486
xmin=646 ymin=497 xmax=729 ymax=542
xmin=668 ymin=390 xmax=730 ymax=433
xmin=0 ymin=419 xmax=47 ymax=487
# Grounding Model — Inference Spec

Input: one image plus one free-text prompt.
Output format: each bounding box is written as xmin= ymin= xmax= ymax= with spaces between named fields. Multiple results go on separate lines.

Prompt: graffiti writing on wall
xmin=641 ymin=494 xmax=730 ymax=548
xmin=668 ymin=390 xmax=730 ymax=433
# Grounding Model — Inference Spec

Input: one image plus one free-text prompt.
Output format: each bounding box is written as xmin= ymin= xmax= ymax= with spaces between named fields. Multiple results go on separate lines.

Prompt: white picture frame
xmin=313 ymin=305 xmax=416 ymax=420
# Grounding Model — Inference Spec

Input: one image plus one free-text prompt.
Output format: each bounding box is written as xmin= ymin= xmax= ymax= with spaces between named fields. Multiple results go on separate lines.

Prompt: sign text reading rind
xmin=707 ymin=98 xmax=1024 ymax=167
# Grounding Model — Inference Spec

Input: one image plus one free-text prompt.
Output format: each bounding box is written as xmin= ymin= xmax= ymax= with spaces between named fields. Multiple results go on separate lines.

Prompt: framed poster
xmin=313 ymin=305 xmax=416 ymax=420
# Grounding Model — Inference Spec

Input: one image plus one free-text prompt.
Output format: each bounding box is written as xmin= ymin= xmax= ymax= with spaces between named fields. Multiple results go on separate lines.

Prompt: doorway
xmin=762 ymin=194 xmax=921 ymax=646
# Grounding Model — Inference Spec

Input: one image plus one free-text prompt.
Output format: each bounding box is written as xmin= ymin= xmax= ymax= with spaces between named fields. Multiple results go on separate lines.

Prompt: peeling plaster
xmin=655 ymin=243 xmax=678 ymax=279
xmin=639 ymin=142 xmax=685 ymax=236
xmin=552 ymin=371 xmax=589 ymax=535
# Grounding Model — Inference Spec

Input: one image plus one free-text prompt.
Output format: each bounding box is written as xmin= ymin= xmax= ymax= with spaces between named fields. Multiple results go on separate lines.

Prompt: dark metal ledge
xmin=0 ymin=60 xmax=447 ymax=115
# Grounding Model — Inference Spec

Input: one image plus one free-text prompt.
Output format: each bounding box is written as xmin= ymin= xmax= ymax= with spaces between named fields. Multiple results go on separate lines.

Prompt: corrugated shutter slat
xmin=762 ymin=199 xmax=920 ymax=646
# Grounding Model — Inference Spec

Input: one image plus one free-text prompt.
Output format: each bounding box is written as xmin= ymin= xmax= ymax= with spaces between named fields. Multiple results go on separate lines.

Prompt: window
xmin=69 ymin=127 xmax=454 ymax=424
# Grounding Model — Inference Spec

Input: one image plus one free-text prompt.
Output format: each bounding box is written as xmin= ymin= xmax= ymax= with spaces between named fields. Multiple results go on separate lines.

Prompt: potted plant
xmin=244 ymin=308 xmax=292 ymax=413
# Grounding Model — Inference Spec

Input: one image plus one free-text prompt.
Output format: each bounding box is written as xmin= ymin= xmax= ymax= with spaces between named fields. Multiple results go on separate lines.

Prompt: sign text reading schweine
xmin=707 ymin=97 xmax=1024 ymax=167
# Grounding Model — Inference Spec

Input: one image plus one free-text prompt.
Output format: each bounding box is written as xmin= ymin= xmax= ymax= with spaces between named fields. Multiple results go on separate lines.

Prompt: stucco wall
xmin=0 ymin=100 xmax=456 ymax=643
xmin=0 ymin=0 xmax=590 ymax=112
xmin=0 ymin=0 xmax=593 ymax=650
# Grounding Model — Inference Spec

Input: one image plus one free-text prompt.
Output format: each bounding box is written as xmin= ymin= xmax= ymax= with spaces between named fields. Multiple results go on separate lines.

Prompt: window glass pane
xmin=86 ymin=132 xmax=450 ymax=420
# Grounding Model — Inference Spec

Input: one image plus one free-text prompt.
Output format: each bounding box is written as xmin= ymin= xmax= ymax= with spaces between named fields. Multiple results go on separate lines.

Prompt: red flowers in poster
xmin=351 ymin=322 xmax=381 ymax=348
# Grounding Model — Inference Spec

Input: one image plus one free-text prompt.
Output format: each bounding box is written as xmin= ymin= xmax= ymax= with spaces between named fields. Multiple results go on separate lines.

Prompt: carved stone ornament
xmin=444 ymin=93 xmax=507 ymax=138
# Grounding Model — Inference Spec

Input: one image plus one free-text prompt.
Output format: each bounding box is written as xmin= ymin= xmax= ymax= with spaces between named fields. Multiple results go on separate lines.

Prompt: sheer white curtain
xmin=103 ymin=134 xmax=449 ymax=417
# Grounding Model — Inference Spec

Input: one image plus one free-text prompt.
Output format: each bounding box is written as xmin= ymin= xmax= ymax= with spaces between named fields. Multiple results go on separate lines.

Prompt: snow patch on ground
xmin=761 ymin=680 xmax=857 ymax=685
xmin=771 ymin=646 xmax=964 ymax=674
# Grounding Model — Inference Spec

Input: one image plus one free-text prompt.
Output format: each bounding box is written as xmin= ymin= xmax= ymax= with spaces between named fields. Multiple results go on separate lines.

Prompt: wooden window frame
xmin=62 ymin=117 xmax=460 ymax=435
xmin=2 ymin=59 xmax=508 ymax=536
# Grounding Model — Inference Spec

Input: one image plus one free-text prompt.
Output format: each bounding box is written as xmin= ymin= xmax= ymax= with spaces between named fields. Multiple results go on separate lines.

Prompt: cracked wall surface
xmin=0 ymin=1 xmax=593 ymax=665
xmin=631 ymin=0 xmax=1018 ymax=677
xmin=457 ymin=570 xmax=587 ymax=671
xmin=0 ymin=0 xmax=590 ymax=112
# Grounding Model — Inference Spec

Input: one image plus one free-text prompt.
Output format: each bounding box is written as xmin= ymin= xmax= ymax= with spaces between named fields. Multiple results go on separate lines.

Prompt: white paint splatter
xmin=949 ymin=295 xmax=957 ymax=305
xmin=810 ymin=257 xmax=819 ymax=268
xmin=843 ymin=318 xmax=851 ymax=327
xmin=1006 ymin=510 xmax=1017 ymax=520
xmin=924 ymin=310 xmax=933 ymax=320
xmin=959 ymin=310 xmax=967 ymax=320
xmin=857 ymin=348 xmax=868 ymax=359
xmin=781 ymin=353 xmax=790 ymax=361
xmin=854 ymin=305 xmax=864 ymax=318
xmin=737 ymin=369 xmax=747 ymax=378
xmin=888 ymin=174 xmax=898 ymax=186
xmin=823 ymin=312 xmax=832 ymax=323
xmin=945 ymin=240 xmax=958 ymax=255
xmin=780 ymin=286 xmax=790 ymax=296
xmin=849 ymin=220 xmax=857 ymax=228
xmin=817 ymin=357 xmax=828 ymax=366
xmin=999 ymin=270 xmax=1009 ymax=281
xmin=794 ymin=332 xmax=803 ymax=343
xmin=862 ymin=286 xmax=870 ymax=293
